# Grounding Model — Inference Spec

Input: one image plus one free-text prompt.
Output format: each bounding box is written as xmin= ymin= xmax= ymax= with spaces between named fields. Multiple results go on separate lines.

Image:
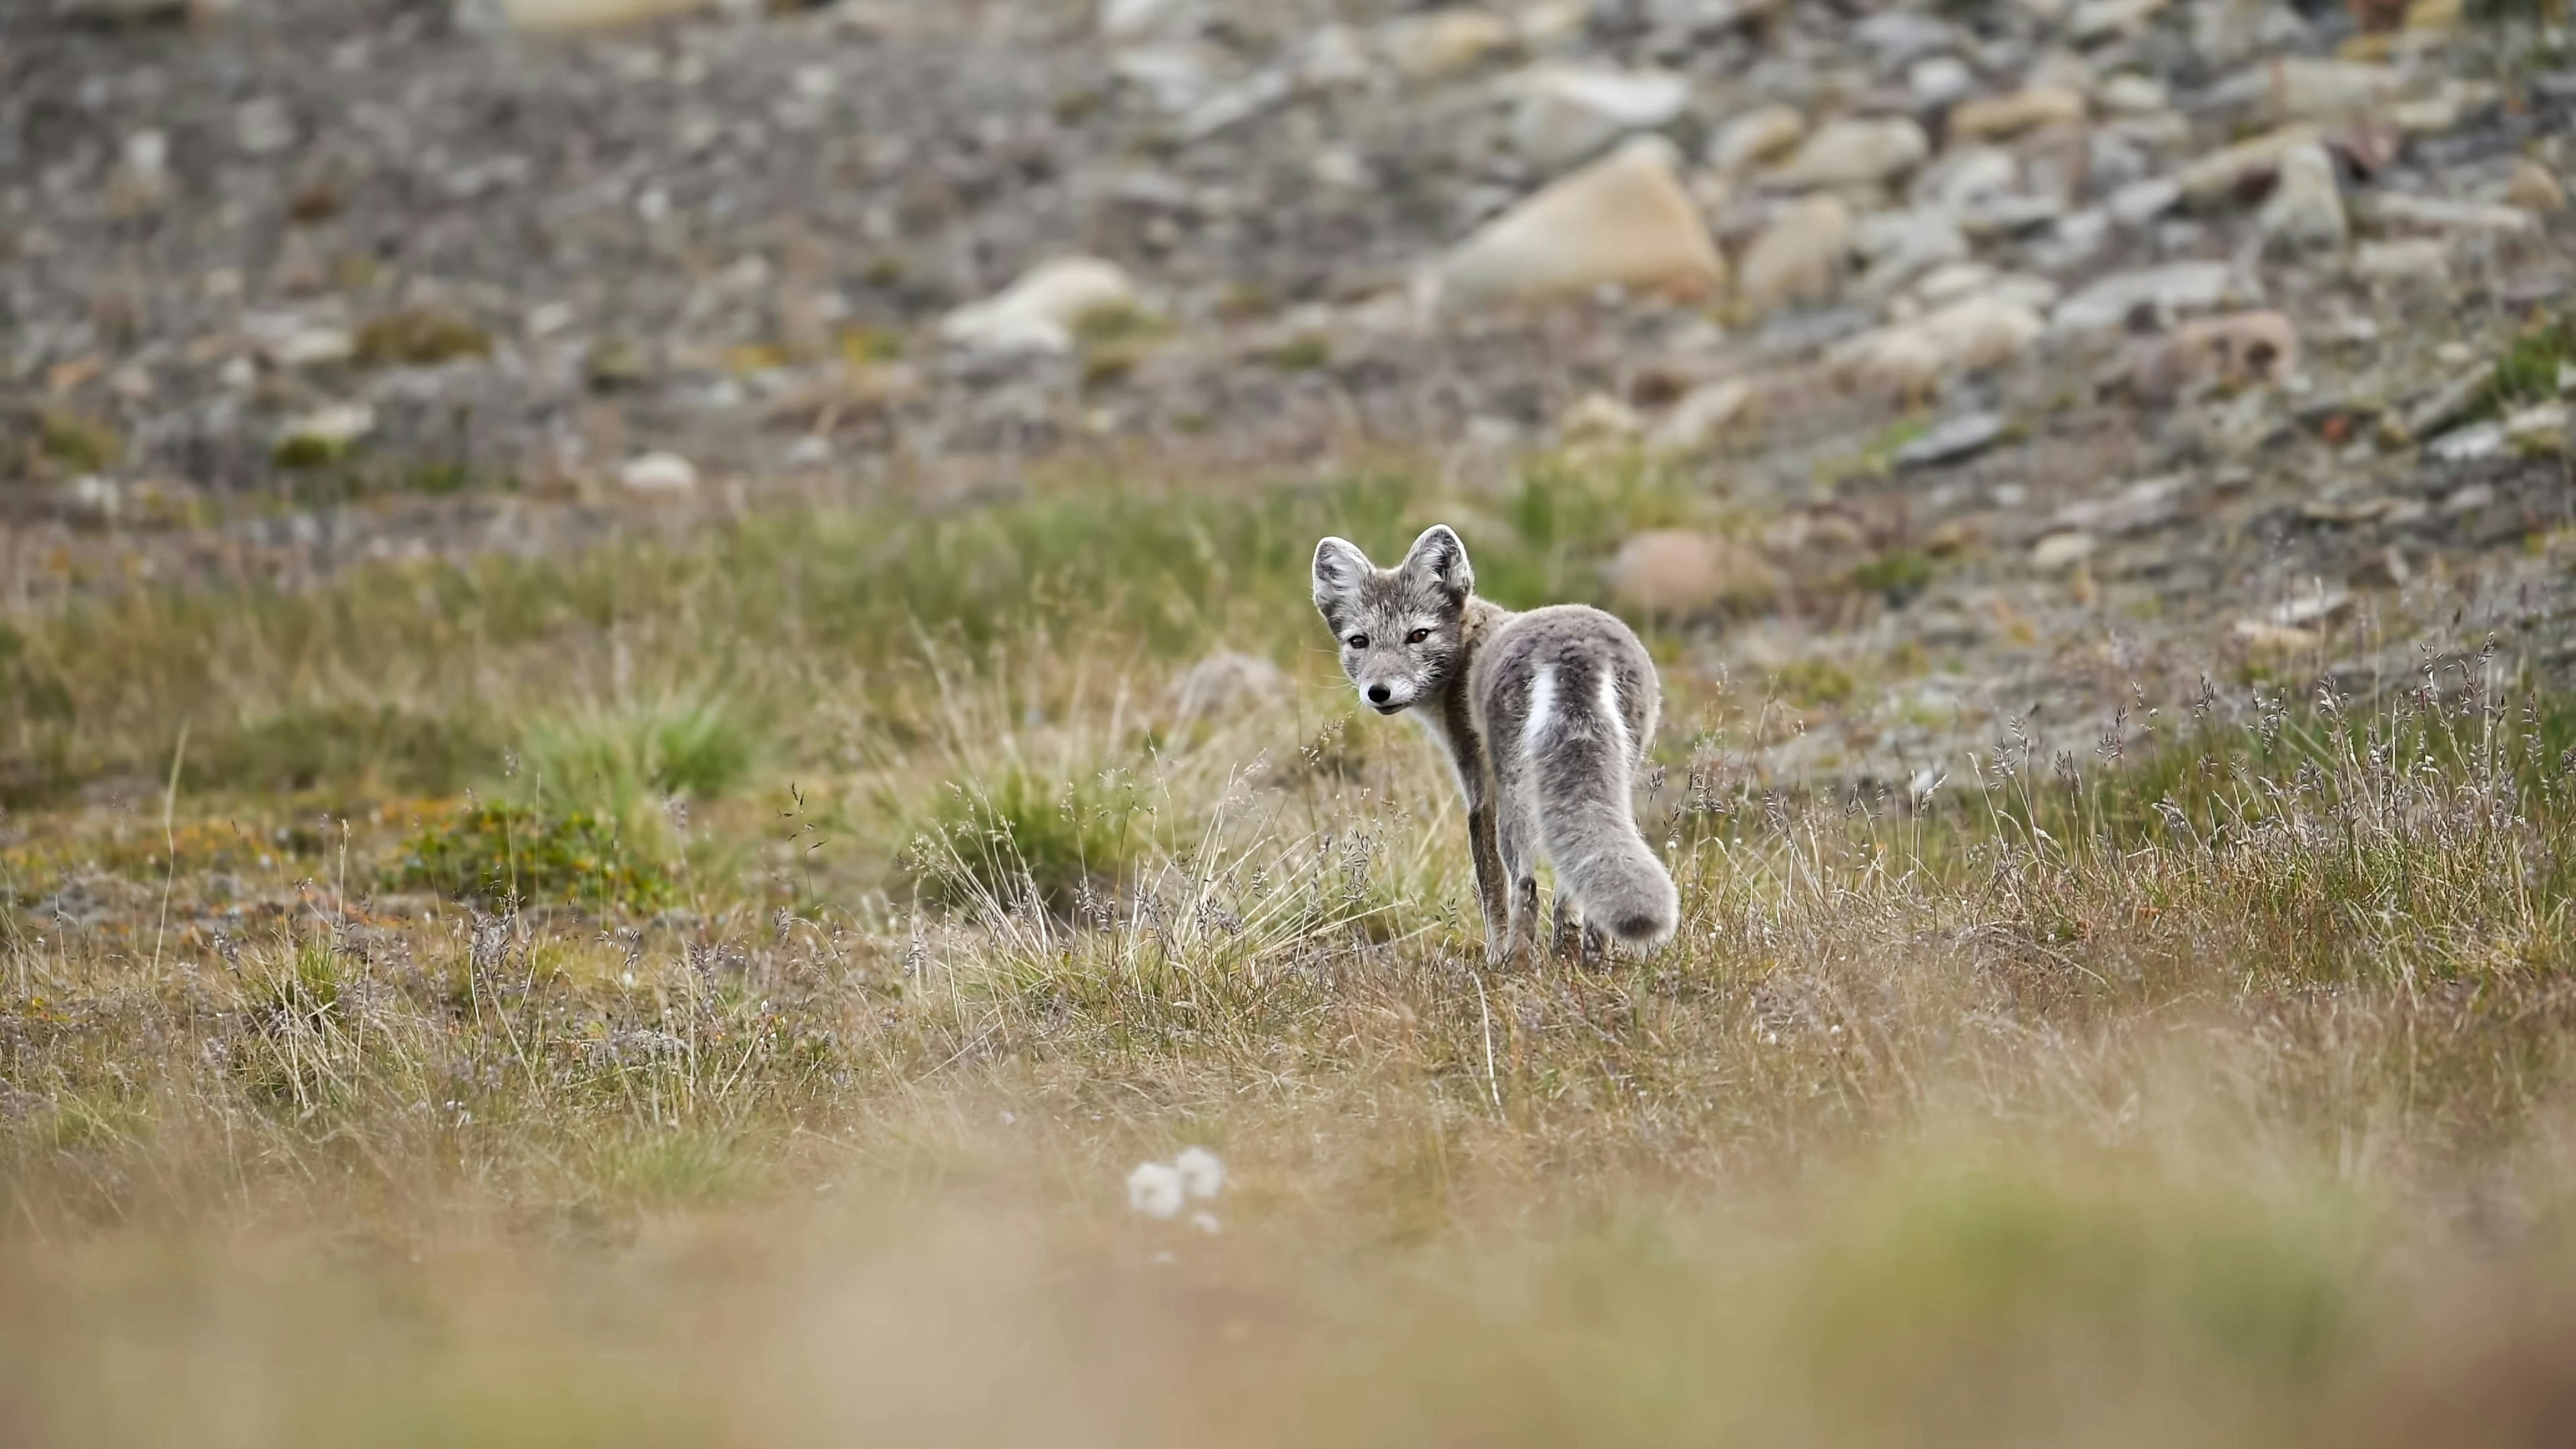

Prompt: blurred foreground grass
xmin=5 ymin=458 xmax=2576 ymax=1446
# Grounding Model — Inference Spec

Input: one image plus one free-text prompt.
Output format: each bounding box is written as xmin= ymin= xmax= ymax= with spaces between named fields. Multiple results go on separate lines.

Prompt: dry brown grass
xmin=5 ymin=474 xmax=2576 ymax=1446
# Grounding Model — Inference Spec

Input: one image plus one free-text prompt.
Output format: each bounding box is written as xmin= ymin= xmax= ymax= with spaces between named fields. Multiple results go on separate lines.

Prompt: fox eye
xmin=1346 ymin=633 xmax=1369 ymax=649
xmin=1406 ymin=628 xmax=1432 ymax=644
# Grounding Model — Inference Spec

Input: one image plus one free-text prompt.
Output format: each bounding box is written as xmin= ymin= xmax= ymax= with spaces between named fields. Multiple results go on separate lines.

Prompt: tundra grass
xmin=5 ymin=461 xmax=2576 ymax=1446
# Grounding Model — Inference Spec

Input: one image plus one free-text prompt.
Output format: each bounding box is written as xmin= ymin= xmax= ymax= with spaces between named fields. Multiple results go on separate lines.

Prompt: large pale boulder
xmin=1171 ymin=651 xmax=1286 ymax=718
xmin=1433 ymin=138 xmax=1725 ymax=314
xmin=1605 ymin=530 xmax=1778 ymax=618
xmin=941 ymin=258 xmax=1137 ymax=356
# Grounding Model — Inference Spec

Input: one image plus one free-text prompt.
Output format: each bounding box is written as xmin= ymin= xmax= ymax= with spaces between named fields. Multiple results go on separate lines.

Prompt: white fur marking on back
xmin=1598 ymin=671 xmax=1631 ymax=765
xmin=1523 ymin=667 xmax=1556 ymax=754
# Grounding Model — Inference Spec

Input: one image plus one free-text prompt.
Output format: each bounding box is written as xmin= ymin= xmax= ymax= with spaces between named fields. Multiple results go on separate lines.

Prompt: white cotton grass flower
xmin=1189 ymin=1211 xmax=1222 ymax=1236
xmin=1126 ymin=1161 xmax=1186 ymax=1220
xmin=1173 ymin=1146 xmax=1226 ymax=1200
xmin=1127 ymin=1147 xmax=1226 ymax=1224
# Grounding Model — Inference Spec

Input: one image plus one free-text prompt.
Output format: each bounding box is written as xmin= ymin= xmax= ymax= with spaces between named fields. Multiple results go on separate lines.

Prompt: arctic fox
xmin=1311 ymin=525 xmax=1679 ymax=965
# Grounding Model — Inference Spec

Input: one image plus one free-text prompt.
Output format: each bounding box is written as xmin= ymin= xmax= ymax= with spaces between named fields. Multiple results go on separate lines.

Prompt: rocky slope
xmin=3 ymin=0 xmax=2572 ymax=780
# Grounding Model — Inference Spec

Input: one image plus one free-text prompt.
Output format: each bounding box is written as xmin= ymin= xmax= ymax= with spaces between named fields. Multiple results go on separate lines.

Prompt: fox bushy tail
xmin=1534 ymin=665 xmax=1678 ymax=952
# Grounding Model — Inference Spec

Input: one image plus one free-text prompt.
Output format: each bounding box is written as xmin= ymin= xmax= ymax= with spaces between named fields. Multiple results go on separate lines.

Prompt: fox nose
xmin=1366 ymin=684 xmax=1391 ymax=705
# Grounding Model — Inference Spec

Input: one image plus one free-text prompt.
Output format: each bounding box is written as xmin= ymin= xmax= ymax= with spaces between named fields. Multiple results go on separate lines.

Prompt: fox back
xmin=1476 ymin=604 xmax=1677 ymax=952
xmin=1313 ymin=526 xmax=1678 ymax=961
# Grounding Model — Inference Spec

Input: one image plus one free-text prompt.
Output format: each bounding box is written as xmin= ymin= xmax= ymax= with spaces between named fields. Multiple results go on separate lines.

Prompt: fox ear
xmin=1400 ymin=525 xmax=1473 ymax=602
xmin=1313 ymin=537 xmax=1373 ymax=615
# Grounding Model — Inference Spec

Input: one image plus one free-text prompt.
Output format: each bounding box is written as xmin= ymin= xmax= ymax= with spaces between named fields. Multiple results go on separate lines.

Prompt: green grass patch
xmin=1768 ymin=659 xmax=1856 ymax=708
xmin=352 ymin=308 xmax=494 ymax=369
xmin=1263 ymin=335 xmax=1332 ymax=372
xmin=197 ymin=703 xmax=496 ymax=797
xmin=38 ymin=412 xmax=121 ymax=472
xmin=2477 ymin=309 xmax=2574 ymax=419
xmin=516 ymin=693 xmax=763 ymax=827
xmin=271 ymin=433 xmax=353 ymax=470
xmin=390 ymin=802 xmax=677 ymax=912
xmin=1 ymin=456 xmax=1768 ymax=805
xmin=1481 ymin=452 xmax=1703 ymax=608
xmin=1851 ymin=549 xmax=1936 ymax=606
xmin=839 ymin=326 xmax=905 ymax=365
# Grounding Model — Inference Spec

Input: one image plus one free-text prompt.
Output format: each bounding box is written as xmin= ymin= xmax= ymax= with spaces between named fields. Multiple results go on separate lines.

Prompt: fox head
xmin=1311 ymin=525 xmax=1474 ymax=717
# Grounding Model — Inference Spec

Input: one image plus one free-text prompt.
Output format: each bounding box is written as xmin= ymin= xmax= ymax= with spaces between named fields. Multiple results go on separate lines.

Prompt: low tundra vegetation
xmin=4 ymin=459 xmax=2576 ymax=1445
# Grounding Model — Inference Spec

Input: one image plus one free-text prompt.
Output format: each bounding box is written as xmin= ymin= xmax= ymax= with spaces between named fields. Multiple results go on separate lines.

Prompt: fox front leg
xmin=1506 ymin=873 xmax=1542 ymax=969
xmin=1466 ymin=799 xmax=1513 ymax=967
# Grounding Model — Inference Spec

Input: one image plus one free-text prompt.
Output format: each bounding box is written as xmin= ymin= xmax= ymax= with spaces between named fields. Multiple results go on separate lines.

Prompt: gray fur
xmin=1312 ymin=526 xmax=1679 ymax=965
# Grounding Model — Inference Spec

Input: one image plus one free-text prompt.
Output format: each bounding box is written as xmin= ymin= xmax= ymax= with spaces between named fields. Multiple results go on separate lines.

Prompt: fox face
xmin=1312 ymin=525 xmax=1474 ymax=716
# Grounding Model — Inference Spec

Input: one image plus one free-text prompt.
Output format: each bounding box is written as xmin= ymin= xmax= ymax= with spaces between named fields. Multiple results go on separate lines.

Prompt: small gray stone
xmin=235 ymin=97 xmax=296 ymax=157
xmin=1737 ymin=193 xmax=1852 ymax=312
xmin=1171 ymin=651 xmax=1287 ymax=717
xmin=619 ymin=450 xmax=699 ymax=494
xmin=1510 ymin=65 xmax=1691 ymax=172
xmin=1908 ymin=56 xmax=1976 ymax=109
xmin=2404 ymin=364 xmax=2496 ymax=438
xmin=2031 ymin=531 xmax=2097 ymax=569
xmin=1100 ymin=0 xmax=1199 ymax=42
xmin=2052 ymin=261 xmax=2237 ymax=332
xmin=2368 ymin=192 xmax=2542 ymax=235
xmin=1894 ymin=412 xmax=2005 ymax=470
xmin=2258 ymin=142 xmax=2347 ymax=253
xmin=2107 ymin=176 xmax=2182 ymax=227
xmin=1854 ymin=10 xmax=1956 ymax=68
xmin=2350 ymin=547 xmax=2410 ymax=591
xmin=1709 ymin=105 xmax=1805 ymax=175
xmin=2426 ymin=421 xmax=2505 ymax=464
xmin=1770 ymin=117 xmax=1930 ymax=191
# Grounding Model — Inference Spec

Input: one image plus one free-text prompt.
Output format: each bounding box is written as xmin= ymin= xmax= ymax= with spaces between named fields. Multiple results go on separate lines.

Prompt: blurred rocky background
xmin=3 ymin=0 xmax=2572 ymax=776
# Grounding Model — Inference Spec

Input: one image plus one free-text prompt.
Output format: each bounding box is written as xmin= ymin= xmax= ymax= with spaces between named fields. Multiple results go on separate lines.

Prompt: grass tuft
xmin=517 ymin=692 xmax=764 ymax=827
xmin=911 ymin=757 xmax=1148 ymax=915
xmin=390 ymin=801 xmax=677 ymax=910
